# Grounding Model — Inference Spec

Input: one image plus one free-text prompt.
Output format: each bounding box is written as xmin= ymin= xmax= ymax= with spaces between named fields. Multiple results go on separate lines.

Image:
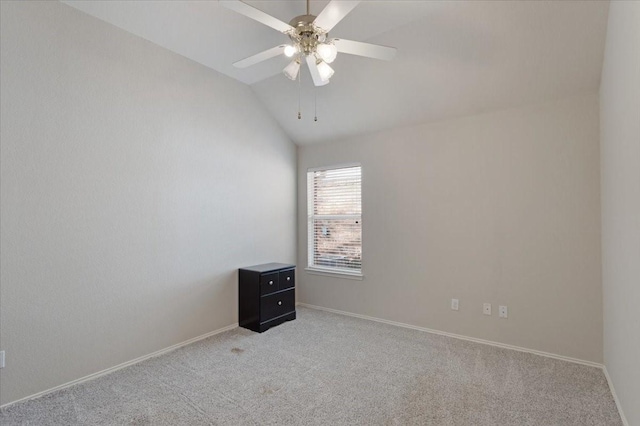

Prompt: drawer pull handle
xmin=269 ymin=281 xmax=273 ymax=285
xmin=278 ymin=301 xmax=282 ymax=305
xmin=287 ymin=277 xmax=291 ymax=281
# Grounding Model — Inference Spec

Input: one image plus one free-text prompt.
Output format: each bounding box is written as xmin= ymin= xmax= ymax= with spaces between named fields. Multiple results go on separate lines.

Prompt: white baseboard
xmin=297 ymin=302 xmax=603 ymax=369
xmin=0 ymin=322 xmax=238 ymax=410
xmin=603 ymin=366 xmax=630 ymax=426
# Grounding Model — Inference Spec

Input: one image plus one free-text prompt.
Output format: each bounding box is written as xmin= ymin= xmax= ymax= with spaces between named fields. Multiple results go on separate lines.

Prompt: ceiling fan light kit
xmin=316 ymin=60 xmax=334 ymax=81
xmin=316 ymin=43 xmax=337 ymax=64
xmin=283 ymin=59 xmax=301 ymax=81
xmin=221 ymin=0 xmax=396 ymax=87
xmin=283 ymin=44 xmax=299 ymax=58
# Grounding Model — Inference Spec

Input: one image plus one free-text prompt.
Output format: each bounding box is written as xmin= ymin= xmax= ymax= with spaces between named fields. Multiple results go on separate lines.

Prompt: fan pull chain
xmin=314 ymin=86 xmax=318 ymax=122
xmin=297 ymin=60 xmax=302 ymax=120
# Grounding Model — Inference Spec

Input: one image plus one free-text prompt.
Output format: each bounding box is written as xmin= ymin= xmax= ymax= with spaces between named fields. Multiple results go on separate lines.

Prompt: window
xmin=307 ymin=164 xmax=362 ymax=276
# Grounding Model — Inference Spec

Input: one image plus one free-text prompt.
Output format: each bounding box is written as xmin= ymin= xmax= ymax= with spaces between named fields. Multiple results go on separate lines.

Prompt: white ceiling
xmin=62 ymin=0 xmax=610 ymax=145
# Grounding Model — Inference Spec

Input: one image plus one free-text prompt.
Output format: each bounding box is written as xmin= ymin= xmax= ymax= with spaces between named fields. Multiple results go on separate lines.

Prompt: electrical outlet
xmin=483 ymin=303 xmax=492 ymax=315
xmin=0 ymin=351 xmax=5 ymax=369
xmin=499 ymin=305 xmax=508 ymax=318
xmin=451 ymin=298 xmax=459 ymax=311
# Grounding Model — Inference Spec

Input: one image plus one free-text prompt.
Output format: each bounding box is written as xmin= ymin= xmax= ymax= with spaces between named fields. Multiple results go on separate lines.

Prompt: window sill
xmin=304 ymin=267 xmax=364 ymax=281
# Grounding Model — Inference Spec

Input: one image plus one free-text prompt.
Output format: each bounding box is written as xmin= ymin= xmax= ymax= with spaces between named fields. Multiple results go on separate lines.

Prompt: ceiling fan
xmin=221 ymin=0 xmax=397 ymax=86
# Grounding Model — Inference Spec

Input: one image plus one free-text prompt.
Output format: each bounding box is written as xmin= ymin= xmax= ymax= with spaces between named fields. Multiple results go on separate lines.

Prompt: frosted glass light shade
xmin=284 ymin=45 xmax=297 ymax=58
xmin=316 ymin=43 xmax=337 ymax=64
xmin=283 ymin=59 xmax=301 ymax=80
xmin=316 ymin=61 xmax=334 ymax=82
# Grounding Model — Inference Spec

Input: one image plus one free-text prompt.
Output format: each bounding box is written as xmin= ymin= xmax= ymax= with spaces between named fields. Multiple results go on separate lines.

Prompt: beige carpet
xmin=0 ymin=307 xmax=622 ymax=425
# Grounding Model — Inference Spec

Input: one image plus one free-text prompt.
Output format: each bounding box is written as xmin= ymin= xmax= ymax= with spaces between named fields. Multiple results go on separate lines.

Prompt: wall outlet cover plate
xmin=483 ymin=303 xmax=492 ymax=315
xmin=499 ymin=305 xmax=508 ymax=318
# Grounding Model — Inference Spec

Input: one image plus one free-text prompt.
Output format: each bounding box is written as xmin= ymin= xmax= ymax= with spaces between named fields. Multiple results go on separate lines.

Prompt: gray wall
xmin=0 ymin=1 xmax=296 ymax=406
xmin=600 ymin=1 xmax=640 ymax=424
xmin=297 ymin=94 xmax=603 ymax=363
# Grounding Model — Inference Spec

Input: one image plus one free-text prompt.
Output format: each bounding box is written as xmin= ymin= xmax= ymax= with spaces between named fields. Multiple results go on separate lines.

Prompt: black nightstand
xmin=238 ymin=263 xmax=296 ymax=332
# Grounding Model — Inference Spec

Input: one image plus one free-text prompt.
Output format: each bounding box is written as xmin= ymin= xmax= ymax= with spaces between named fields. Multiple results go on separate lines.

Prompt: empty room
xmin=0 ymin=0 xmax=638 ymax=424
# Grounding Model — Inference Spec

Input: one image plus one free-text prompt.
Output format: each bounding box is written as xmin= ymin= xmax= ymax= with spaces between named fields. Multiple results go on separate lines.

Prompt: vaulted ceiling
xmin=62 ymin=1 xmax=610 ymax=145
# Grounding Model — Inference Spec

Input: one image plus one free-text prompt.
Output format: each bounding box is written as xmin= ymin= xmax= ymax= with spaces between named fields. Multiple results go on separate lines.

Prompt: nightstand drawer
xmin=260 ymin=272 xmax=279 ymax=295
xmin=260 ymin=289 xmax=295 ymax=322
xmin=279 ymin=268 xmax=295 ymax=290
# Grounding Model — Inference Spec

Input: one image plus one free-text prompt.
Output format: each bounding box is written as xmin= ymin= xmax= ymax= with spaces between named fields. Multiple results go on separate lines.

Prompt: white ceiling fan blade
xmin=220 ymin=0 xmax=294 ymax=34
xmin=313 ymin=0 xmax=360 ymax=33
xmin=233 ymin=45 xmax=286 ymax=68
xmin=305 ymin=55 xmax=329 ymax=87
xmin=333 ymin=39 xmax=397 ymax=61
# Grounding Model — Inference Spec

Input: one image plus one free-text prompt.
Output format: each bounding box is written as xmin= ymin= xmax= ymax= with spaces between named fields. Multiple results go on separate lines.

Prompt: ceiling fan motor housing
xmin=288 ymin=14 xmax=326 ymax=56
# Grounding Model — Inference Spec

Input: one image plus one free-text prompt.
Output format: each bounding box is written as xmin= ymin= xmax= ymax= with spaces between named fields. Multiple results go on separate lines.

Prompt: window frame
xmin=306 ymin=163 xmax=363 ymax=280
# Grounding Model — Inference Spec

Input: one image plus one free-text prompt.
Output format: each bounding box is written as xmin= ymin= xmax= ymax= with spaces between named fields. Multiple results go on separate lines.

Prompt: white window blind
xmin=307 ymin=165 xmax=362 ymax=274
